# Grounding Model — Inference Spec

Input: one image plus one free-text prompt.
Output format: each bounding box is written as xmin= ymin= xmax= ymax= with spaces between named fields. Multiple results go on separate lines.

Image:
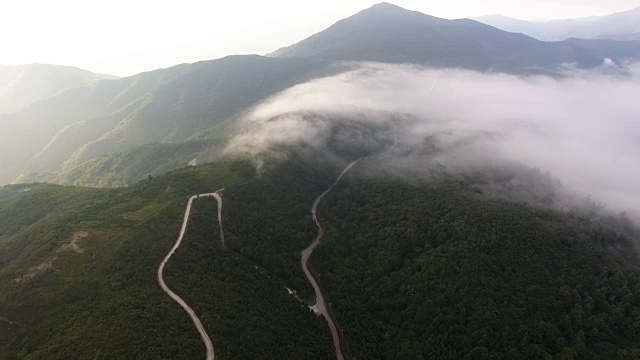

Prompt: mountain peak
xmin=368 ymin=2 xmax=405 ymax=10
xmin=352 ymin=2 xmax=442 ymax=22
xmin=361 ymin=2 xmax=422 ymax=17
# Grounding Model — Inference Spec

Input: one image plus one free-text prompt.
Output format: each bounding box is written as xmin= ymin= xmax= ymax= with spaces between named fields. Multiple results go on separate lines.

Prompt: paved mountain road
xmin=157 ymin=159 xmax=358 ymax=360
xmin=302 ymin=160 xmax=360 ymax=360
xmin=157 ymin=192 xmax=221 ymax=360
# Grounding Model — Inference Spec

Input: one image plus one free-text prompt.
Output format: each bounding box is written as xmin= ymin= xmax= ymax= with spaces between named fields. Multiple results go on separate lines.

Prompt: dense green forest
xmin=165 ymin=200 xmax=333 ymax=359
xmin=0 ymin=160 xmax=333 ymax=359
xmin=216 ymin=155 xmax=640 ymax=359
xmin=222 ymin=151 xmax=344 ymax=297
xmin=313 ymin=166 xmax=640 ymax=359
xmin=2 ymin=151 xmax=640 ymax=358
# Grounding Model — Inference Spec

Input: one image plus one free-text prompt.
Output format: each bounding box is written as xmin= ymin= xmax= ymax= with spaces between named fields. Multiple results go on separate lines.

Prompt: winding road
xmin=158 ymin=160 xmax=358 ymax=360
xmin=157 ymin=192 xmax=223 ymax=360
xmin=302 ymin=160 xmax=360 ymax=360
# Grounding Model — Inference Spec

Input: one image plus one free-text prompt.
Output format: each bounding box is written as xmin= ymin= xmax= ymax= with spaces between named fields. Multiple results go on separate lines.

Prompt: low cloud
xmin=226 ymin=62 xmax=640 ymax=215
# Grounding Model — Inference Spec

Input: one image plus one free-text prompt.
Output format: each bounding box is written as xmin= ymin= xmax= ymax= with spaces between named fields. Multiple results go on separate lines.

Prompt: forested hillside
xmin=0 ymin=161 xmax=334 ymax=359
xmin=0 ymin=56 xmax=336 ymax=185
xmin=17 ymin=140 xmax=215 ymax=188
xmin=195 ymin=152 xmax=640 ymax=358
xmin=316 ymin=168 xmax=640 ymax=359
xmin=2 ymin=144 xmax=640 ymax=358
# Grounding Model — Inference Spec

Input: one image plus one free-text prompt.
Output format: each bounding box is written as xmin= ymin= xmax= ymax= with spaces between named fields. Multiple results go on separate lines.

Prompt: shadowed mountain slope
xmin=271 ymin=3 xmax=640 ymax=71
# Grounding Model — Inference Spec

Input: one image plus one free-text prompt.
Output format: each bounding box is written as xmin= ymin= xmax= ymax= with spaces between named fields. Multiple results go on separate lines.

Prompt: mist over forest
xmin=226 ymin=61 xmax=640 ymax=217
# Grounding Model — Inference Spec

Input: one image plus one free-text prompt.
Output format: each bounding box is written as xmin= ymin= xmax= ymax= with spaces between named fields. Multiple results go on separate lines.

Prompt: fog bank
xmin=226 ymin=62 xmax=640 ymax=215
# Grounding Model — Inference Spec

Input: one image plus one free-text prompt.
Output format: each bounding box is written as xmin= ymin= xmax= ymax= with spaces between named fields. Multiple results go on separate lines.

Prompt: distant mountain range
xmin=0 ymin=63 xmax=114 ymax=114
xmin=2 ymin=2 xmax=640 ymax=186
xmin=271 ymin=3 xmax=640 ymax=71
xmin=474 ymin=6 xmax=640 ymax=41
xmin=0 ymin=56 xmax=337 ymax=185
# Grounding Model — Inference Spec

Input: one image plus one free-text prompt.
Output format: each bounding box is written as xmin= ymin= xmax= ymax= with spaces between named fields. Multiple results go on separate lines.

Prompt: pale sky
xmin=1 ymin=0 xmax=639 ymax=77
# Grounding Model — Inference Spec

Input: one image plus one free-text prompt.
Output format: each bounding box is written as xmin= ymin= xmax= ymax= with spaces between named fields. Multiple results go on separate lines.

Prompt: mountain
xmin=4 ymin=3 xmax=640 ymax=188
xmin=0 ymin=56 xmax=337 ymax=185
xmin=594 ymin=32 xmax=640 ymax=41
xmin=271 ymin=3 xmax=640 ymax=72
xmin=3 ymin=3 xmax=640 ymax=358
xmin=0 ymin=63 xmax=114 ymax=115
xmin=474 ymin=6 xmax=640 ymax=41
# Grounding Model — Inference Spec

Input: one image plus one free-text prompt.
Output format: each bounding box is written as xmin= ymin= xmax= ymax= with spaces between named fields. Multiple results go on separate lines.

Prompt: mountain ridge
xmin=0 ymin=55 xmax=338 ymax=185
xmin=0 ymin=63 xmax=115 ymax=114
xmin=270 ymin=2 xmax=640 ymax=72
xmin=4 ymin=2 xmax=640 ymax=188
xmin=473 ymin=6 xmax=640 ymax=41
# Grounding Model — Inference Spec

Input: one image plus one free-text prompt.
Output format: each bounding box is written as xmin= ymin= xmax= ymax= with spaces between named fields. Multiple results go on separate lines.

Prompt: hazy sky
xmin=2 ymin=0 xmax=638 ymax=76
